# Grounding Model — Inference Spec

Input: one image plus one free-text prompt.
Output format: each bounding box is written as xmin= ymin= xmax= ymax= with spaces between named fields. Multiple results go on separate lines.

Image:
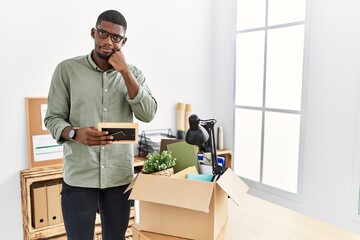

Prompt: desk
xmin=215 ymin=149 xmax=232 ymax=169
xmin=132 ymin=193 xmax=360 ymax=240
xmin=134 ymin=155 xmax=146 ymax=168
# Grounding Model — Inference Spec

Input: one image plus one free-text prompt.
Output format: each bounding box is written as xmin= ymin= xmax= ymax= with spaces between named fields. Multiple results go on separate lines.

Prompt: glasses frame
xmin=95 ymin=28 xmax=124 ymax=43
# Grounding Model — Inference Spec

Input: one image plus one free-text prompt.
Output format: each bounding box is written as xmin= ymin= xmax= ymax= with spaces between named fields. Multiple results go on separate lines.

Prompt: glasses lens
xmin=96 ymin=28 xmax=123 ymax=43
xmin=111 ymin=35 xmax=122 ymax=43
xmin=97 ymin=29 xmax=109 ymax=39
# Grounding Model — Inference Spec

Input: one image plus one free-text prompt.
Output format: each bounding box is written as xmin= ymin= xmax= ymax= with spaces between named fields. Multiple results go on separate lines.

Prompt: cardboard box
xmin=170 ymin=165 xmax=198 ymax=179
xmin=126 ymin=168 xmax=248 ymax=240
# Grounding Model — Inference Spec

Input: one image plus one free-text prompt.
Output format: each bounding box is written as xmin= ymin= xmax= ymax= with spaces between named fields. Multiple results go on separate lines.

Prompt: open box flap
xmin=128 ymin=173 xmax=216 ymax=213
xmin=125 ymin=173 xmax=139 ymax=193
xmin=216 ymin=168 xmax=249 ymax=206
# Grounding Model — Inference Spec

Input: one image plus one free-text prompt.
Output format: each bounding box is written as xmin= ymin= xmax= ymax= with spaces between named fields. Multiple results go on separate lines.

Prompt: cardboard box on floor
xmin=125 ymin=168 xmax=249 ymax=240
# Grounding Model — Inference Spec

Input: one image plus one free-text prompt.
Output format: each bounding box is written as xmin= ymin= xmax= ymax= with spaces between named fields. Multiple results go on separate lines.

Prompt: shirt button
xmin=104 ymin=108 xmax=107 ymax=111
xmin=101 ymin=147 xmax=105 ymax=150
xmin=101 ymin=165 xmax=105 ymax=168
xmin=105 ymin=89 xmax=108 ymax=92
xmin=104 ymin=72 xmax=107 ymax=75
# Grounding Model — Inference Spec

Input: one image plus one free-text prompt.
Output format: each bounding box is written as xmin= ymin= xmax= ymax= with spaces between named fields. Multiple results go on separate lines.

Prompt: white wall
xmin=0 ymin=0 xmax=216 ymax=238
xmin=1 ymin=0 xmax=360 ymax=238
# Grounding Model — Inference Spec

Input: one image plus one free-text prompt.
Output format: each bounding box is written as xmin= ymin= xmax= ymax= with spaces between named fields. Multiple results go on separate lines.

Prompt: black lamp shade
xmin=185 ymin=114 xmax=209 ymax=145
xmin=185 ymin=114 xmax=224 ymax=180
xmin=185 ymin=126 xmax=209 ymax=145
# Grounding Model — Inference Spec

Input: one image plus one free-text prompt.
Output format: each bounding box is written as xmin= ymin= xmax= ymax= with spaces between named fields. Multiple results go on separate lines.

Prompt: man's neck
xmin=91 ymin=51 xmax=113 ymax=71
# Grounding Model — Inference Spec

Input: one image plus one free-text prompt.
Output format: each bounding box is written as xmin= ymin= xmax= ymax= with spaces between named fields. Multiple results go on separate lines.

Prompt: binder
xmin=47 ymin=183 xmax=61 ymax=225
xmin=59 ymin=182 xmax=63 ymax=223
xmin=31 ymin=185 xmax=48 ymax=228
xmin=167 ymin=141 xmax=200 ymax=173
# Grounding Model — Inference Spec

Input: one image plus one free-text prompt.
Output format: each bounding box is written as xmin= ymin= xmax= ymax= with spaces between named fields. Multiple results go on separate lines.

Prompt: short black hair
xmin=96 ymin=10 xmax=127 ymax=33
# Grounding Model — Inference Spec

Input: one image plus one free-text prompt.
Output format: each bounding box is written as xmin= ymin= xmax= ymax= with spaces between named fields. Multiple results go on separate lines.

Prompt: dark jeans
xmin=61 ymin=181 xmax=131 ymax=240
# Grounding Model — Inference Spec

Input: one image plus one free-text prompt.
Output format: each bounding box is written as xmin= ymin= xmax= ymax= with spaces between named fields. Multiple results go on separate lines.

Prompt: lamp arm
xmin=209 ymin=124 xmax=218 ymax=174
xmin=202 ymin=120 xmax=224 ymax=178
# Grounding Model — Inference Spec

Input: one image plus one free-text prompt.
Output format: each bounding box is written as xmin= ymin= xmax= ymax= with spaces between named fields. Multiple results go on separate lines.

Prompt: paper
xmin=187 ymin=174 xmax=213 ymax=182
xmin=167 ymin=141 xmax=199 ymax=173
xmin=32 ymin=134 xmax=63 ymax=162
xmin=40 ymin=104 xmax=48 ymax=131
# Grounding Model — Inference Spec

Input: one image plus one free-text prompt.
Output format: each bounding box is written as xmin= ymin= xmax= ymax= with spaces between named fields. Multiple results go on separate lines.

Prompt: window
xmin=353 ymin=114 xmax=360 ymax=220
xmin=234 ymin=0 xmax=307 ymax=195
xmin=358 ymin=187 xmax=360 ymax=215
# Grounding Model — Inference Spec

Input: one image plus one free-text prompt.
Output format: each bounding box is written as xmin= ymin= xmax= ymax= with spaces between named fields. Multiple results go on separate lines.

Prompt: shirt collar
xmin=87 ymin=51 xmax=116 ymax=73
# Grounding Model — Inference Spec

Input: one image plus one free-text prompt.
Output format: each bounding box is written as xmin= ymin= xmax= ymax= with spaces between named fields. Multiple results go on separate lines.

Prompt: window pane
xmin=234 ymin=108 xmax=262 ymax=181
xmin=268 ymin=0 xmax=306 ymax=26
xmin=235 ymin=31 xmax=265 ymax=107
xmin=237 ymin=0 xmax=266 ymax=30
xmin=262 ymin=112 xmax=300 ymax=193
xmin=266 ymin=25 xmax=304 ymax=110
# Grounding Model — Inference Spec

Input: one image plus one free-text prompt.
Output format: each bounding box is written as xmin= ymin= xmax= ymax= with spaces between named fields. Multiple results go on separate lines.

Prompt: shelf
xmin=20 ymin=165 xmax=135 ymax=240
xmin=217 ymin=149 xmax=233 ymax=169
xmin=203 ymin=149 xmax=233 ymax=169
xmin=20 ymin=166 xmax=68 ymax=240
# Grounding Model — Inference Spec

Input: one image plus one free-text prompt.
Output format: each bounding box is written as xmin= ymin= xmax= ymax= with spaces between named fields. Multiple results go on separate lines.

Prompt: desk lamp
xmin=185 ymin=114 xmax=224 ymax=181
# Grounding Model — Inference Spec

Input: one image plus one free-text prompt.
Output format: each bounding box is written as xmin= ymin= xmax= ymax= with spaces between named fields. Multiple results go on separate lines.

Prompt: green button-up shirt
xmin=44 ymin=52 xmax=157 ymax=188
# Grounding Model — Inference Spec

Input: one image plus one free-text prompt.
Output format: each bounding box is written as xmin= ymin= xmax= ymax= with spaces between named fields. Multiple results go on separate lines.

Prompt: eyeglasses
xmin=95 ymin=28 xmax=124 ymax=43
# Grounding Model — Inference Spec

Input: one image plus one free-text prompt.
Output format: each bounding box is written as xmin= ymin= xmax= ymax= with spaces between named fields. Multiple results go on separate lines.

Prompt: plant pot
xmin=145 ymin=167 xmax=174 ymax=177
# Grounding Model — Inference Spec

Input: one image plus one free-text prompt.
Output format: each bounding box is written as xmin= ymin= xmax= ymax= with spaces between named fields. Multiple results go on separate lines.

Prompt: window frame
xmin=233 ymin=0 xmax=309 ymax=200
xmin=352 ymin=110 xmax=360 ymax=221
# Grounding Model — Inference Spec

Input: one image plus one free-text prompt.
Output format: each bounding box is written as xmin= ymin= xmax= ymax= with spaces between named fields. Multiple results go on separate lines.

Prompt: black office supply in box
xmin=138 ymin=129 xmax=175 ymax=157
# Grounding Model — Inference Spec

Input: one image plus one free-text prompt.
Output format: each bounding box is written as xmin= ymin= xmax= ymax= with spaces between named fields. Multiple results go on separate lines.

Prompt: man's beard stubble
xmin=95 ymin=48 xmax=111 ymax=61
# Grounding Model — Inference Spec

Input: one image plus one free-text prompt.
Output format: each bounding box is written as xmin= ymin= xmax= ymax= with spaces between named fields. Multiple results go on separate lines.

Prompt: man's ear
xmin=120 ymin=37 xmax=127 ymax=47
xmin=91 ymin=28 xmax=96 ymax=39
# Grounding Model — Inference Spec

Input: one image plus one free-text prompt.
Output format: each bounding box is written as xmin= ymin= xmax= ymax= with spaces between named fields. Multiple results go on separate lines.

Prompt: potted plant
xmin=142 ymin=150 xmax=177 ymax=176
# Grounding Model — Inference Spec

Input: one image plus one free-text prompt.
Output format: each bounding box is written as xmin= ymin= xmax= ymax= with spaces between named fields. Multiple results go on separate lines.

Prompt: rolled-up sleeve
xmin=44 ymin=63 xmax=72 ymax=144
xmin=126 ymin=65 xmax=157 ymax=122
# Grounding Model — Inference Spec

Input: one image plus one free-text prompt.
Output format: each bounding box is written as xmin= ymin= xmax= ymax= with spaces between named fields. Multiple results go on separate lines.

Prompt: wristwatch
xmin=68 ymin=128 xmax=77 ymax=140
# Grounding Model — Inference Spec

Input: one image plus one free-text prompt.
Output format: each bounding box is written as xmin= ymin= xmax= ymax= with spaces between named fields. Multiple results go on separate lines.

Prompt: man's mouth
xmin=100 ymin=47 xmax=113 ymax=54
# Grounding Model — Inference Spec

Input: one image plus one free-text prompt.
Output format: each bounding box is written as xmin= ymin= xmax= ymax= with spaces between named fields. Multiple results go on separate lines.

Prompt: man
xmin=45 ymin=10 xmax=157 ymax=240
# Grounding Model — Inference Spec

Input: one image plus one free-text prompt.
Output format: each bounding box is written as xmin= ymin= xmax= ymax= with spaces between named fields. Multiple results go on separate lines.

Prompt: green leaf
xmin=142 ymin=150 xmax=177 ymax=174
